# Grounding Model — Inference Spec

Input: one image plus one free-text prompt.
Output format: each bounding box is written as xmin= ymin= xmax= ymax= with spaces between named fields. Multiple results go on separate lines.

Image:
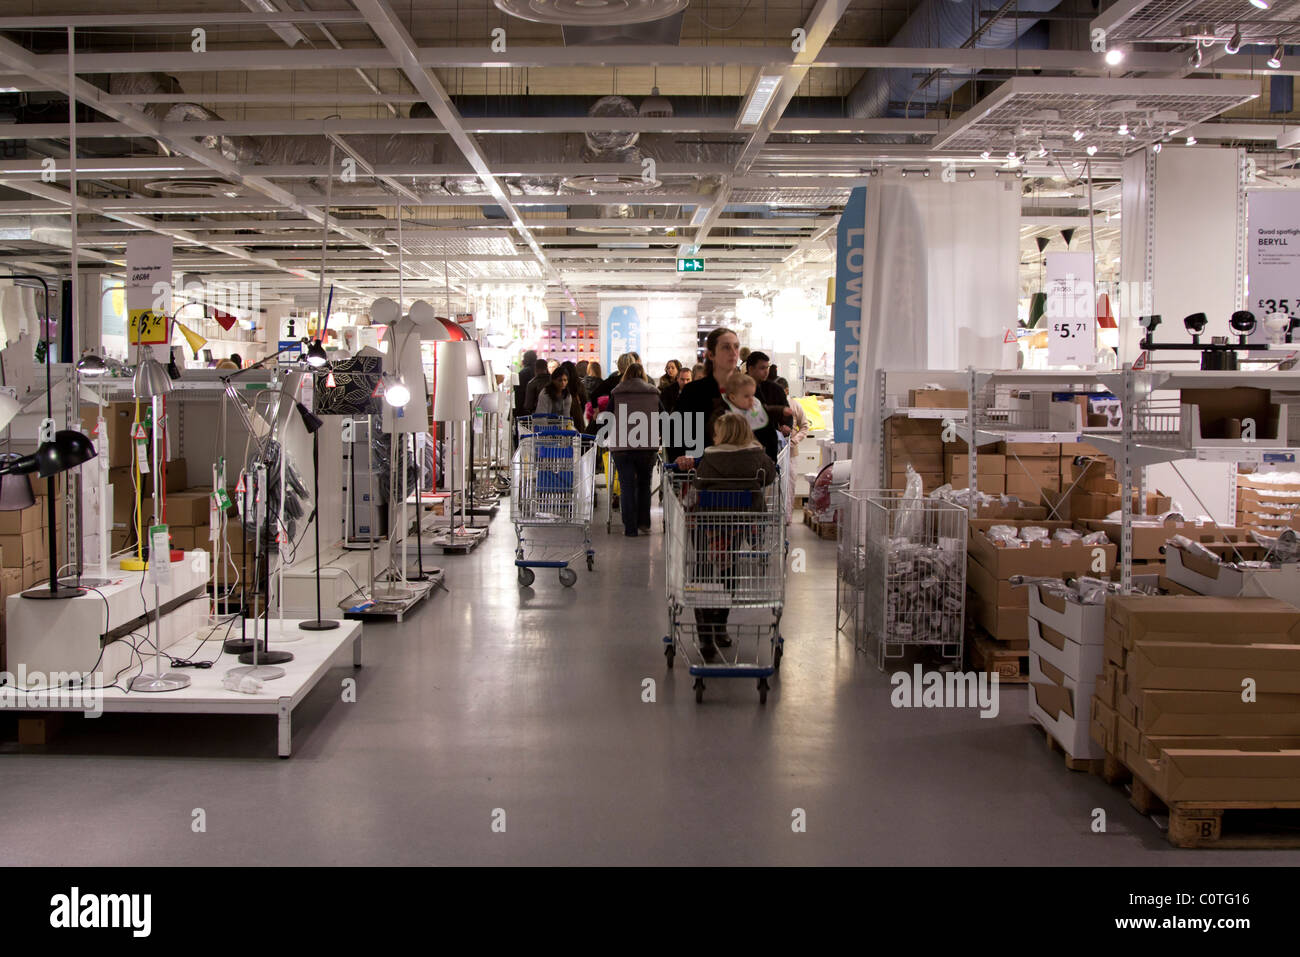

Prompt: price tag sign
xmin=126 ymin=235 xmax=173 ymax=346
xmin=1247 ymin=191 xmax=1300 ymax=344
xmin=1045 ymin=251 xmax=1096 ymax=367
xmin=148 ymin=525 xmax=172 ymax=585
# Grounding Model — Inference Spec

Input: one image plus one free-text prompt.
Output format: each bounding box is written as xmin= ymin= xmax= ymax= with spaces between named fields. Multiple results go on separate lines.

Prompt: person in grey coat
xmin=691 ymin=413 xmax=777 ymax=659
xmin=606 ymin=363 xmax=663 ymax=536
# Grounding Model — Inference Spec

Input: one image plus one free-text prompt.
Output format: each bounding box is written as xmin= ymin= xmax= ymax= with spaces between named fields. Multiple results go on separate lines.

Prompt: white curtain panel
xmin=849 ymin=178 xmax=1019 ymax=489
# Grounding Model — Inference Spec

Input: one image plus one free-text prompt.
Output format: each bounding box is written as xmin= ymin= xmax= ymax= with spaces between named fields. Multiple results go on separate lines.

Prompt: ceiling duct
xmin=583 ymin=95 xmax=640 ymax=154
xmin=493 ymin=0 xmax=687 ymax=26
xmin=570 ymin=204 xmax=653 ymax=234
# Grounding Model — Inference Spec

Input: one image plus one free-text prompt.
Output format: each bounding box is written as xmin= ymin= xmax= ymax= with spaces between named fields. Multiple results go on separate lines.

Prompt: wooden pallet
xmin=1039 ymin=723 xmax=1103 ymax=773
xmin=1099 ymin=750 xmax=1300 ymax=848
xmin=967 ymin=631 xmax=1029 ymax=683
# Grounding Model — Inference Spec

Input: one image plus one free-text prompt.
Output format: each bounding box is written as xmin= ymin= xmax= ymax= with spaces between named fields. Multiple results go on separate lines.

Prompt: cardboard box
xmin=968 ymin=590 xmax=1030 ymax=642
xmin=1091 ymin=695 xmax=1118 ymax=750
xmin=949 ymin=474 xmax=1005 ymax=495
xmin=21 ymin=559 xmax=49 ymax=590
xmin=1079 ymin=519 xmax=1245 ymax=561
xmin=0 ymin=527 xmax=47 ymax=568
xmin=0 ymin=565 xmax=20 ymax=602
xmin=164 ymin=490 xmax=210 ymax=528
xmin=1000 ymin=441 xmax=1061 ymax=458
xmin=947 ymin=454 xmax=1005 ymax=477
xmin=1159 ymin=575 xmax=1202 ymax=597
xmin=889 ymin=451 xmax=944 ymax=473
xmin=104 ymin=401 xmax=138 ymax=469
xmin=1029 ymin=583 xmax=1107 ymax=644
xmin=966 ymin=556 xmax=1027 ymax=607
xmin=1096 ymin=665 xmax=1115 ymax=706
xmin=1059 ymin=441 xmax=1102 ymax=456
xmin=0 ymin=503 xmax=45 ymax=536
xmin=1181 ymin=387 xmax=1281 ymax=442
xmin=1116 ymin=713 xmax=1143 ymax=764
xmin=1128 ymin=640 xmax=1300 ymax=694
xmin=968 ymin=519 xmax=1117 ymax=579
xmin=170 ymin=526 xmax=196 ymax=551
xmin=1105 ymin=596 xmax=1300 ymax=651
xmin=1165 ymin=545 xmax=1300 ymax=604
xmin=1154 ymin=749 xmax=1300 ymax=803
xmin=1029 ymin=654 xmax=1102 ymax=759
xmin=1134 ymin=731 xmax=1300 ymax=763
xmin=1005 ymin=455 xmax=1059 ymax=482
xmin=1005 ymin=473 xmax=1058 ymax=501
xmin=889 ymin=470 xmax=944 ymax=492
xmin=908 ymin=388 xmax=968 ymax=409
xmin=1135 ymin=689 xmax=1300 ymax=735
xmin=890 ymin=434 xmax=944 ymax=457
xmin=1030 ymin=617 xmax=1107 ymax=682
xmin=967 ymin=501 xmax=1049 ymax=521
xmin=885 ymin=415 xmax=944 ymax=436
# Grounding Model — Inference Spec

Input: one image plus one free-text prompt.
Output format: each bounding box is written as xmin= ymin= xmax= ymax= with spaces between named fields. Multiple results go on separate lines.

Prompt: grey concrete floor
xmin=0 ymin=490 xmax=1291 ymax=866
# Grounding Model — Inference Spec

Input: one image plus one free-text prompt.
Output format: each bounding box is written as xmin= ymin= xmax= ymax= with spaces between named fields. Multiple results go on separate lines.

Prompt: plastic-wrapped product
xmin=1019 ymin=526 xmax=1050 ymax=543
xmin=1156 ymin=510 xmax=1185 ymax=523
xmin=1052 ymin=528 xmax=1083 ymax=544
xmin=1167 ymin=534 xmax=1221 ymax=563
xmin=1081 ymin=531 xmax=1110 ymax=546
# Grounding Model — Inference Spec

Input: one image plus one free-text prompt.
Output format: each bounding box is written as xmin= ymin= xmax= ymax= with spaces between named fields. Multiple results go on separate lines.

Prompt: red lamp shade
xmin=1097 ymin=292 xmax=1117 ymax=329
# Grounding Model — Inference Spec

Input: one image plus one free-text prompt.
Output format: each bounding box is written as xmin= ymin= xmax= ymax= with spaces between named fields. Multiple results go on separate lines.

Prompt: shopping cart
xmin=662 ymin=461 xmax=786 ymax=703
xmin=516 ymin=413 xmax=572 ymax=438
xmin=511 ymin=426 xmax=596 ymax=587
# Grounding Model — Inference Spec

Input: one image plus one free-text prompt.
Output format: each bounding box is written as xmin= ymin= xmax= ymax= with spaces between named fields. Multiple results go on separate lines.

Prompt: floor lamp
xmin=295 ymin=399 xmax=337 ymax=631
xmin=432 ymin=341 xmax=472 ymax=545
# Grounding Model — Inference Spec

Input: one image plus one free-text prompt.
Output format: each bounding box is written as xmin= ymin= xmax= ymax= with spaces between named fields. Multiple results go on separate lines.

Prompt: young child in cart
xmin=691 ymin=413 xmax=778 ymax=660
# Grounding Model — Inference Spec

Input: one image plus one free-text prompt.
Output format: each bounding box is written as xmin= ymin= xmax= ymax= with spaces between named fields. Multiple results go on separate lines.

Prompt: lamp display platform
xmin=5 ymin=552 xmax=212 ymax=684
xmin=341 ymin=573 xmax=439 ymax=623
xmin=0 ymin=619 xmax=362 ymax=758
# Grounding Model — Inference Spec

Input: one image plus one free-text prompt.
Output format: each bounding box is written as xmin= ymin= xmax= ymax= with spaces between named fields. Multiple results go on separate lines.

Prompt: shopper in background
xmin=589 ymin=351 xmax=639 ymax=404
xmin=547 ymin=359 xmax=559 ymax=375
xmin=576 ymin=359 xmax=588 ymax=380
xmin=522 ymin=358 xmax=551 ymax=414
xmin=660 ymin=361 xmax=686 ymax=411
xmin=582 ymin=361 xmax=603 ymax=400
xmin=690 ymin=362 xmax=705 ymax=381
xmin=607 ymin=362 xmax=662 ymax=536
xmin=668 ymin=327 xmax=741 ymax=469
xmin=534 ymin=366 xmax=572 ymax=420
xmin=739 ymin=346 xmax=750 ymax=364
xmin=744 ymin=351 xmax=789 ymax=411
xmin=657 ymin=359 xmax=681 ymax=392
xmin=215 ymin=358 xmax=238 ymax=371
xmin=691 ymin=413 xmax=777 ymax=660
xmin=558 ymin=360 xmax=588 ymax=429
xmin=229 ymin=353 xmax=243 ymax=368
xmin=775 ymin=377 xmax=807 ymax=432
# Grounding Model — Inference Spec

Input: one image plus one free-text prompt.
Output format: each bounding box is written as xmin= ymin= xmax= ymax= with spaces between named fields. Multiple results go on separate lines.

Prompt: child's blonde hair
xmin=713 ymin=412 xmax=756 ymax=447
xmin=724 ymin=370 xmax=755 ymax=396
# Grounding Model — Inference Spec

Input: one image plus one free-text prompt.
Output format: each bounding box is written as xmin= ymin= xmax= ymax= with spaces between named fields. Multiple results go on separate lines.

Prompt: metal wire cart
xmin=510 ymin=426 xmax=596 ymax=587
xmin=663 ymin=465 xmax=786 ymax=704
xmin=838 ymin=490 xmax=967 ymax=670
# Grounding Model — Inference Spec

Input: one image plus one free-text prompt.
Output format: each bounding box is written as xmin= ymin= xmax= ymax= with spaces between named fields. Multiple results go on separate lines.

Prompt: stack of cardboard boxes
xmin=884 ymin=416 xmax=944 ymax=492
xmin=944 ymin=450 xmax=1004 ymax=495
xmin=1076 ymin=517 xmax=1244 ymax=579
xmin=1028 ymin=584 xmax=1107 ymax=762
xmin=1090 ymin=596 xmax=1300 ymax=810
xmin=1050 ymin=449 xmax=1172 ymax=522
xmin=965 ymin=519 xmax=1116 ymax=681
xmin=1002 ymin=441 xmax=1061 ymax=502
xmin=1235 ymin=471 xmax=1300 ymax=536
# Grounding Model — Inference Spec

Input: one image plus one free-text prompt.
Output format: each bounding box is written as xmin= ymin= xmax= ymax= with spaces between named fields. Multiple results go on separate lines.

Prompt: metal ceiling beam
xmin=26 ymin=45 xmax=1208 ymax=73
xmin=0 ymin=33 xmax=389 ymax=260
xmin=349 ymin=0 xmax=574 ymax=305
xmin=0 ymin=11 xmax=369 ymax=28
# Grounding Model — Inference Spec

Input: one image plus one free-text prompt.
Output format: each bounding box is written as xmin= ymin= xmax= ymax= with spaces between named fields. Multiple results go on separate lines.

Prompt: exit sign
xmin=676 ymin=258 xmax=705 ymax=273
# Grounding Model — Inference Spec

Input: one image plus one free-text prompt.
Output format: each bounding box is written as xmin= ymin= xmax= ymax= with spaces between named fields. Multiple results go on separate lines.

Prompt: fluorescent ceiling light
xmin=1250 ymin=0 xmax=1270 ymax=9
xmin=1105 ymin=47 xmax=1125 ymax=66
xmin=738 ymin=75 xmax=782 ymax=129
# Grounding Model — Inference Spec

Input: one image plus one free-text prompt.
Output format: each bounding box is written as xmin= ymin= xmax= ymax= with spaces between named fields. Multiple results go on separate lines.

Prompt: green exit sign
xmin=676 ymin=258 xmax=705 ymax=273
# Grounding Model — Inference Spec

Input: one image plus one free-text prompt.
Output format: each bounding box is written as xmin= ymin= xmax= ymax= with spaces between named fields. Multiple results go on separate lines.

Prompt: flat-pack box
xmin=947 ymin=453 xmax=1005 ymax=477
xmin=1029 ymin=654 xmax=1102 ymax=760
xmin=170 ymin=526 xmax=196 ymax=551
xmin=1004 ymin=456 xmax=1059 ymax=482
xmin=1132 ymin=730 xmax=1300 ymax=763
xmin=968 ymin=590 xmax=1030 ymax=643
xmin=1128 ymin=640 xmax=1300 ymax=694
xmin=968 ymin=519 xmax=1117 ymax=579
xmin=1077 ymin=518 xmax=1235 ymax=561
xmin=1006 ymin=473 xmax=1056 ymax=501
xmin=1000 ymin=441 xmax=1061 ymax=458
xmin=908 ymin=388 xmax=968 ymax=409
xmin=1136 ymin=689 xmax=1300 ymax=735
xmin=967 ymin=556 xmax=1025 ymax=607
xmin=1164 ymin=545 xmax=1300 ymax=604
xmin=966 ymin=502 xmax=1049 ymax=521
xmin=1029 ymin=617 xmax=1107 ymax=683
xmin=885 ymin=415 xmax=944 ymax=437
xmin=164 ymin=490 xmax=211 ymax=527
xmin=0 ymin=503 xmax=45 ymax=536
xmin=0 ymin=527 xmax=47 ymax=568
xmin=1150 ymin=749 xmax=1300 ymax=803
xmin=1028 ymin=584 xmax=1107 ymax=644
xmin=1105 ymin=595 xmax=1300 ymax=652
xmin=1091 ymin=694 xmax=1118 ymax=750
xmin=949 ymin=474 xmax=1005 ymax=495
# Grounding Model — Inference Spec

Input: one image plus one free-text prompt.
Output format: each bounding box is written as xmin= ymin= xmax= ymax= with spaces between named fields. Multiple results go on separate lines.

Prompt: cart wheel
xmin=517 ymin=567 xmax=535 ymax=587
xmin=773 ymin=644 xmax=783 ymax=672
xmin=586 ymin=555 xmax=594 ymax=571
xmin=693 ymin=678 xmax=705 ymax=703
xmin=558 ymin=567 xmax=578 ymax=588
xmin=665 ymin=643 xmax=675 ymax=669
xmin=758 ymin=677 xmax=769 ymax=704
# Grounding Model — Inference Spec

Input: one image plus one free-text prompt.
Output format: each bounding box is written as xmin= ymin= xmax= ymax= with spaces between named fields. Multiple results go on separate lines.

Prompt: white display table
xmin=2 ymin=619 xmax=362 ymax=758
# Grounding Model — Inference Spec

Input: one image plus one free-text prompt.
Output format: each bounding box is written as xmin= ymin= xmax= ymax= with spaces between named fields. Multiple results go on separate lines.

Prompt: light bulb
xmin=384 ymin=378 xmax=411 ymax=408
xmin=1117 ymin=122 xmax=1129 ymax=136
xmin=1186 ymin=135 xmax=1197 ymax=145
xmin=1072 ymin=129 xmax=1084 ymax=141
xmin=1104 ymin=47 xmax=1125 ymax=66
xmin=1086 ymin=145 xmax=1098 ymax=156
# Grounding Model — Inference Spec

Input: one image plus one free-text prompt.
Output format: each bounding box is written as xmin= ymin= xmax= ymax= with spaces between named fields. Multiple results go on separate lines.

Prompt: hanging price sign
xmin=126 ymin=235 xmax=173 ymax=345
xmin=1045 ymin=251 xmax=1096 ymax=367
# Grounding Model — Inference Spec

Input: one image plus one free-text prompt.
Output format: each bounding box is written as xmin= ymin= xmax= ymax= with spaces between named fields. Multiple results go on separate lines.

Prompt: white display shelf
xmin=0 ymin=619 xmax=363 ymax=758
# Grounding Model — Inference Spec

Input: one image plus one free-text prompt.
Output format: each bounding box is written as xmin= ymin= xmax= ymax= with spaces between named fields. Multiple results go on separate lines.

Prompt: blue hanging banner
xmin=833 ymin=186 xmax=866 ymax=445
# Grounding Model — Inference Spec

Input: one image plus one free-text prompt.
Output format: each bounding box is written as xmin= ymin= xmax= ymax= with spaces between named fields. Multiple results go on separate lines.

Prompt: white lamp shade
xmin=0 ymin=390 xmax=17 ymax=431
xmin=0 ymin=287 xmax=20 ymax=345
xmin=468 ymin=359 xmax=495 ymax=398
xmin=432 ymin=341 xmax=472 ymax=422
xmin=17 ymin=286 xmax=37 ymax=335
xmin=370 ymin=296 xmax=399 ymax=326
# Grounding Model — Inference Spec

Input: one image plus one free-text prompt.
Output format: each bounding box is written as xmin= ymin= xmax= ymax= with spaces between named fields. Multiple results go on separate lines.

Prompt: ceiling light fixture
xmin=1190 ymin=41 xmax=1204 ymax=68
xmin=1268 ymin=43 xmax=1283 ymax=69
xmin=1105 ymin=47 xmax=1126 ymax=66
xmin=1073 ymin=129 xmax=1085 ymax=141
xmin=980 ymin=150 xmax=991 ymax=160
xmin=1117 ymin=121 xmax=1130 ymax=136
xmin=1086 ymin=145 xmax=1099 ymax=155
xmin=1225 ymin=27 xmax=1242 ymax=55
xmin=738 ymin=74 xmax=782 ymax=129
xmin=1250 ymin=0 xmax=1271 ymax=10
xmin=1153 ymin=141 xmax=1163 ymax=153
xmin=1186 ymin=135 xmax=1197 ymax=145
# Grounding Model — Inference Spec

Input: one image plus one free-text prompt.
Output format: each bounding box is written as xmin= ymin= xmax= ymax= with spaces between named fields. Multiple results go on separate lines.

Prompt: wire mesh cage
xmin=836 ymin=489 xmax=870 ymax=650
xmin=511 ymin=429 xmax=595 ymax=526
xmin=860 ymin=491 xmax=967 ymax=670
